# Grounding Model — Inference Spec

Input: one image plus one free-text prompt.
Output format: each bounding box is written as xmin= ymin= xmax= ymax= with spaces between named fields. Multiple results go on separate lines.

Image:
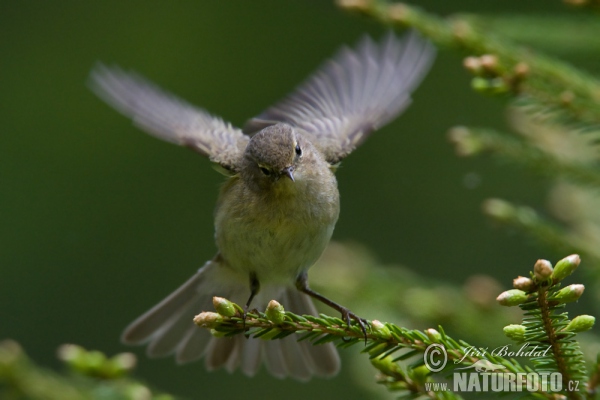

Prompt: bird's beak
xmin=281 ymin=166 xmax=295 ymax=182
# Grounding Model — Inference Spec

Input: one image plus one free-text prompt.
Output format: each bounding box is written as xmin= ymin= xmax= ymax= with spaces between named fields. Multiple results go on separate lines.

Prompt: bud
xmin=534 ymin=259 xmax=553 ymax=281
xmin=503 ymin=324 xmax=526 ymax=341
xmin=265 ymin=300 xmax=285 ymax=325
xmin=560 ymin=90 xmax=575 ymax=105
xmin=482 ymin=198 xmax=514 ymax=221
xmin=371 ymin=320 xmax=391 ymax=339
xmin=426 ymin=328 xmax=442 ymax=342
xmin=471 ymin=77 xmax=491 ymax=92
xmin=336 ymin=0 xmax=371 ymax=12
xmin=496 ymin=289 xmax=528 ymax=306
xmin=563 ymin=315 xmax=595 ymax=333
xmin=387 ymin=3 xmax=410 ymax=23
xmin=213 ymin=297 xmax=237 ymax=317
xmin=111 ymin=352 xmax=137 ymax=372
xmin=447 ymin=126 xmax=483 ymax=156
xmin=463 ymin=57 xmax=482 ymax=74
xmin=554 ymin=284 xmax=585 ymax=304
xmin=210 ymin=328 xmax=228 ymax=338
xmin=513 ymin=62 xmax=529 ymax=79
xmin=57 ymin=344 xmax=85 ymax=363
xmin=551 ymin=254 xmax=581 ymax=282
xmin=371 ymin=355 xmax=401 ymax=377
xmin=480 ymin=54 xmax=499 ymax=73
xmin=193 ymin=312 xmax=224 ymax=328
xmin=409 ymin=365 xmax=431 ymax=385
xmin=513 ymin=276 xmax=533 ymax=291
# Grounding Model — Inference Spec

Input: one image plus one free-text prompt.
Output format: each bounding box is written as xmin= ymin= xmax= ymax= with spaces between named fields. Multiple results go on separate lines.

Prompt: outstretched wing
xmin=243 ymin=31 xmax=435 ymax=164
xmin=90 ymin=64 xmax=249 ymax=173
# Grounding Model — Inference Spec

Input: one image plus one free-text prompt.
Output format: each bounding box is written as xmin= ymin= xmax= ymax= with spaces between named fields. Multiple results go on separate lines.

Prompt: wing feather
xmin=244 ymin=31 xmax=435 ymax=164
xmin=90 ymin=64 xmax=248 ymax=173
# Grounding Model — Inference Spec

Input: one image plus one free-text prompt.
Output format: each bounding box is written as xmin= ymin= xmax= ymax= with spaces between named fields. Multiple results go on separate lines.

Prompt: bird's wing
xmin=243 ymin=31 xmax=435 ymax=164
xmin=90 ymin=64 xmax=249 ymax=174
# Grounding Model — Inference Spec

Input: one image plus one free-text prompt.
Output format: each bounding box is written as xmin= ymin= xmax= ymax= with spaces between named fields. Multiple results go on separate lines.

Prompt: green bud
xmin=488 ymin=78 xmax=509 ymax=94
xmin=563 ymin=315 xmax=595 ymax=333
xmin=212 ymin=297 xmax=237 ymax=317
xmin=265 ymin=300 xmax=285 ymax=325
xmin=496 ymin=289 xmax=528 ymax=306
xmin=426 ymin=328 xmax=442 ymax=342
xmin=409 ymin=365 xmax=431 ymax=385
xmin=471 ymin=76 xmax=507 ymax=94
xmin=553 ymin=284 xmax=585 ymax=303
xmin=503 ymin=324 xmax=526 ymax=341
xmin=371 ymin=320 xmax=391 ymax=339
xmin=534 ymin=259 xmax=553 ymax=281
xmin=471 ymin=77 xmax=491 ymax=92
xmin=551 ymin=254 xmax=581 ymax=282
xmin=371 ymin=355 xmax=399 ymax=376
xmin=193 ymin=312 xmax=224 ymax=328
xmin=210 ymin=328 xmax=228 ymax=338
xmin=513 ymin=276 xmax=533 ymax=291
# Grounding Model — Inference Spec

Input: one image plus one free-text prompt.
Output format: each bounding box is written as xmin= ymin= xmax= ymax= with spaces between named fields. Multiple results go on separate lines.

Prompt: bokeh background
xmin=2 ymin=1 xmax=598 ymax=399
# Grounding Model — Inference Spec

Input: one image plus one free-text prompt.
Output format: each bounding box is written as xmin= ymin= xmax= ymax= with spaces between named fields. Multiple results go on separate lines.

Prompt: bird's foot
xmin=340 ymin=307 xmax=369 ymax=344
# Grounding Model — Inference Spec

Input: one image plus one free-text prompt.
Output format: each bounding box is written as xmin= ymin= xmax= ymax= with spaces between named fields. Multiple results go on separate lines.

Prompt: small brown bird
xmin=90 ymin=31 xmax=434 ymax=381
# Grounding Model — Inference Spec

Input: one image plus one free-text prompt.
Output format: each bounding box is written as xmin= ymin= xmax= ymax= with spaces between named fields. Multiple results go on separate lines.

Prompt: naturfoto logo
xmin=423 ymin=343 xmax=580 ymax=393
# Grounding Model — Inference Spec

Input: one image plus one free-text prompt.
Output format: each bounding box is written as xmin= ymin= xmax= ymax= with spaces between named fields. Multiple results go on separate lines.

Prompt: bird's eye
xmin=260 ymin=167 xmax=271 ymax=176
xmin=295 ymin=144 xmax=302 ymax=156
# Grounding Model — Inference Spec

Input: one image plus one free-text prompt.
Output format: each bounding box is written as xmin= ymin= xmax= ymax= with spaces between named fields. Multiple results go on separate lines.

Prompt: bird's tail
xmin=121 ymin=260 xmax=340 ymax=381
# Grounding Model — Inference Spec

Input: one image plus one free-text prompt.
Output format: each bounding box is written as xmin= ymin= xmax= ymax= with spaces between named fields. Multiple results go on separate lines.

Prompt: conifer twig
xmin=448 ymin=127 xmax=600 ymax=188
xmin=337 ymin=0 xmax=600 ymax=126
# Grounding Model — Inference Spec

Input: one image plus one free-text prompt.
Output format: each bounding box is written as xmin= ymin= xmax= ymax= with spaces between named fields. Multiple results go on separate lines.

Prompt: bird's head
xmin=242 ymin=124 xmax=306 ymax=188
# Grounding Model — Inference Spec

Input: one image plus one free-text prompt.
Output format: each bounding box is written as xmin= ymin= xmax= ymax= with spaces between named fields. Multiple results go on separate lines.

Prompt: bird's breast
xmin=213 ymin=174 xmax=339 ymax=284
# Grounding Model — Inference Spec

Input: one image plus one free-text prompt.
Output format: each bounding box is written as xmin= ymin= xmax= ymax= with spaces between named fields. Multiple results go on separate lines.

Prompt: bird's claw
xmin=340 ymin=308 xmax=369 ymax=344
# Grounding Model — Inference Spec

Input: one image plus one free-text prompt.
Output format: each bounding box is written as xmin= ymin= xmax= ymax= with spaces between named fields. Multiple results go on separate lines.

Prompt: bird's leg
xmin=295 ymin=271 xmax=369 ymax=342
xmin=243 ymin=272 xmax=260 ymax=329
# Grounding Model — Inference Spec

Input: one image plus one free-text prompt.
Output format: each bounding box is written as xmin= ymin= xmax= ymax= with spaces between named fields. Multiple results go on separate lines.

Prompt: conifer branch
xmin=0 ymin=340 xmax=173 ymax=400
xmin=481 ymin=198 xmax=600 ymax=274
xmin=498 ymin=255 xmax=592 ymax=399
xmin=448 ymin=127 xmax=600 ymax=188
xmin=197 ymin=254 xmax=595 ymax=398
xmin=337 ymin=0 xmax=600 ymax=126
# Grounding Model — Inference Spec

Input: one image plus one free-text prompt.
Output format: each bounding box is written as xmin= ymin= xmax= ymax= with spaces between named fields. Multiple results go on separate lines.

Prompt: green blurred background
xmin=2 ymin=0 xmax=597 ymax=398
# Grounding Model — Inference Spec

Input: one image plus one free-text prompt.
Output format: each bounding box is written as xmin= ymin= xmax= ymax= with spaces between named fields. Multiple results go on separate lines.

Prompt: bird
xmin=89 ymin=30 xmax=435 ymax=381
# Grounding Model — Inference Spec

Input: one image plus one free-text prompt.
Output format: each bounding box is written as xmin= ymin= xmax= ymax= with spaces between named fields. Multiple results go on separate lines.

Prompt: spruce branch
xmin=337 ymin=0 xmax=600 ymax=126
xmin=472 ymin=15 xmax=600 ymax=55
xmin=195 ymin=255 xmax=595 ymax=400
xmin=0 ymin=340 xmax=173 ymax=400
xmin=498 ymin=254 xmax=594 ymax=399
xmin=482 ymin=199 xmax=600 ymax=273
xmin=448 ymin=126 xmax=600 ymax=188
xmin=195 ymin=300 xmax=545 ymax=397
